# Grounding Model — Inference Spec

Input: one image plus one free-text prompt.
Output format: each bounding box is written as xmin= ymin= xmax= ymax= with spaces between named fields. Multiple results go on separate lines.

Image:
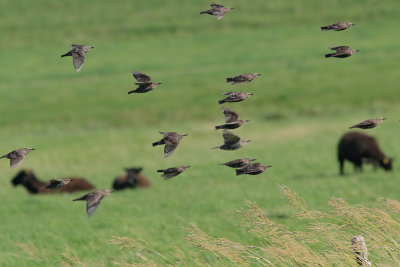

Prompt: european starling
xmin=157 ymin=166 xmax=190 ymax=180
xmin=0 ymin=148 xmax=35 ymax=169
xmin=226 ymin=73 xmax=261 ymax=85
xmin=61 ymin=45 xmax=94 ymax=72
xmin=321 ymin=22 xmax=355 ymax=31
xmin=218 ymin=92 xmax=253 ymax=104
xmin=152 ymin=132 xmax=188 ymax=158
xmin=200 ymin=3 xmax=233 ymax=20
xmin=213 ymin=130 xmax=250 ymax=150
xmin=236 ymin=163 xmax=272 ymax=175
xmin=41 ymin=179 xmax=71 ymax=190
xmin=73 ymin=190 xmax=112 ymax=218
xmin=215 ymin=106 xmax=249 ymax=130
xmin=219 ymin=158 xmax=256 ymax=168
xmin=325 ymin=46 xmax=359 ymax=58
xmin=128 ymin=71 xmax=162 ymax=94
xmin=349 ymin=118 xmax=386 ymax=129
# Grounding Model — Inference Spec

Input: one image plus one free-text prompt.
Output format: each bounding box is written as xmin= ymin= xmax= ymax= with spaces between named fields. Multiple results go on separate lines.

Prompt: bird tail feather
xmin=156 ymin=170 xmax=164 ymax=173
xmin=152 ymin=140 xmax=164 ymax=147
xmin=320 ymin=26 xmax=331 ymax=31
xmin=215 ymin=125 xmax=224 ymax=130
xmin=127 ymin=90 xmax=137 ymax=94
xmin=200 ymin=11 xmax=210 ymax=15
xmin=325 ymin=53 xmax=333 ymax=58
xmin=61 ymin=52 xmax=72 ymax=57
xmin=226 ymin=77 xmax=234 ymax=83
xmin=72 ymin=196 xmax=86 ymax=201
xmin=218 ymin=100 xmax=225 ymax=104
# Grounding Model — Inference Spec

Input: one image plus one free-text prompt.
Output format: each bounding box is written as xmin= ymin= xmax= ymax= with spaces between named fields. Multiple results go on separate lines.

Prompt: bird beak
xmin=31 ymin=148 xmax=36 ymax=151
xmin=383 ymin=118 xmax=387 ymax=120
xmin=265 ymin=165 xmax=272 ymax=168
xmin=187 ymin=166 xmax=191 ymax=168
xmin=356 ymin=49 xmax=360 ymax=52
xmin=231 ymin=7 xmax=235 ymax=10
xmin=258 ymin=73 xmax=262 ymax=76
xmin=352 ymin=24 xmax=356 ymax=26
xmin=183 ymin=134 xmax=188 ymax=136
xmin=158 ymin=83 xmax=163 ymax=85
xmin=246 ymin=120 xmax=250 ymax=122
xmin=91 ymin=46 xmax=95 ymax=48
xmin=249 ymin=93 xmax=254 ymax=95
xmin=247 ymin=140 xmax=251 ymax=142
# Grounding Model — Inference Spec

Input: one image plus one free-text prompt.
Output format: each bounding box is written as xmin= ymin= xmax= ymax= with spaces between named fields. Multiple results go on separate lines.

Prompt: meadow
xmin=0 ymin=0 xmax=399 ymax=265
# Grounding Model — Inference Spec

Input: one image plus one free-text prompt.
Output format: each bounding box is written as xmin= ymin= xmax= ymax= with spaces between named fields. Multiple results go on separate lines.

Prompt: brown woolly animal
xmin=112 ymin=167 xmax=151 ymax=190
xmin=338 ymin=132 xmax=393 ymax=175
xmin=11 ymin=169 xmax=95 ymax=194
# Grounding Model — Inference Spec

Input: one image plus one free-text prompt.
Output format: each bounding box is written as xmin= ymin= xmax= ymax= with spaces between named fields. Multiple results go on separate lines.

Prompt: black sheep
xmin=338 ymin=132 xmax=393 ymax=175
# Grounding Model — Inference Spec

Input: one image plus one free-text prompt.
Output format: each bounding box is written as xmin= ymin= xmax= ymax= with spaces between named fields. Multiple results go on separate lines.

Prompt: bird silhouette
xmin=0 ymin=148 xmax=35 ymax=169
xmin=61 ymin=45 xmax=94 ymax=72
xmin=73 ymin=190 xmax=113 ymax=218
xmin=128 ymin=71 xmax=162 ymax=94
xmin=152 ymin=132 xmax=188 ymax=158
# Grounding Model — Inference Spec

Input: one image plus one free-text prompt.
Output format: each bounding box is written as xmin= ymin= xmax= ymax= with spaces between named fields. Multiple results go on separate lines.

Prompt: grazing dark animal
xmin=11 ymin=169 xmax=95 ymax=194
xmin=338 ymin=132 xmax=393 ymax=175
xmin=112 ymin=167 xmax=151 ymax=190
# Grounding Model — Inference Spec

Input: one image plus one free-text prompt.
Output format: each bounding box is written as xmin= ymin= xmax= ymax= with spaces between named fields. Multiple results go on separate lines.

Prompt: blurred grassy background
xmin=0 ymin=0 xmax=399 ymax=265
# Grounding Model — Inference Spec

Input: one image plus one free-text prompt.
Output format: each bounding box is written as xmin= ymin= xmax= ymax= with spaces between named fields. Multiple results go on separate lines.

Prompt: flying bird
xmin=152 ymin=132 xmax=188 ymax=158
xmin=128 ymin=71 xmax=162 ymax=94
xmin=219 ymin=158 xmax=256 ymax=168
xmin=213 ymin=130 xmax=250 ymax=150
xmin=61 ymin=45 xmax=94 ymax=72
xmin=236 ymin=163 xmax=272 ymax=175
xmin=200 ymin=3 xmax=233 ymax=20
xmin=325 ymin=46 xmax=359 ymax=58
xmin=0 ymin=148 xmax=35 ymax=169
xmin=215 ymin=106 xmax=249 ymax=130
xmin=73 ymin=190 xmax=112 ymax=218
xmin=41 ymin=179 xmax=71 ymax=190
xmin=349 ymin=118 xmax=386 ymax=129
xmin=157 ymin=166 xmax=190 ymax=180
xmin=226 ymin=73 xmax=261 ymax=85
xmin=321 ymin=22 xmax=355 ymax=31
xmin=218 ymin=92 xmax=253 ymax=104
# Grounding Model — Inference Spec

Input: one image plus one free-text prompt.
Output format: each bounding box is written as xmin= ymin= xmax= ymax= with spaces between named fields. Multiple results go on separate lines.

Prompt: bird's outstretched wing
xmin=211 ymin=2 xmax=224 ymax=8
xmin=72 ymin=53 xmax=85 ymax=72
xmin=10 ymin=156 xmax=24 ymax=169
xmin=223 ymin=130 xmax=240 ymax=145
xmin=132 ymin=71 xmax=152 ymax=83
xmin=164 ymin=140 xmax=179 ymax=159
xmin=330 ymin=46 xmax=349 ymax=50
xmin=221 ymin=106 xmax=239 ymax=123
xmin=349 ymin=119 xmax=374 ymax=128
xmin=86 ymin=193 xmax=103 ymax=218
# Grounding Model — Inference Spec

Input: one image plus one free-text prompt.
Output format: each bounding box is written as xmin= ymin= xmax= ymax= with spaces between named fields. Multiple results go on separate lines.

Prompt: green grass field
xmin=1 ymin=0 xmax=400 ymax=265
